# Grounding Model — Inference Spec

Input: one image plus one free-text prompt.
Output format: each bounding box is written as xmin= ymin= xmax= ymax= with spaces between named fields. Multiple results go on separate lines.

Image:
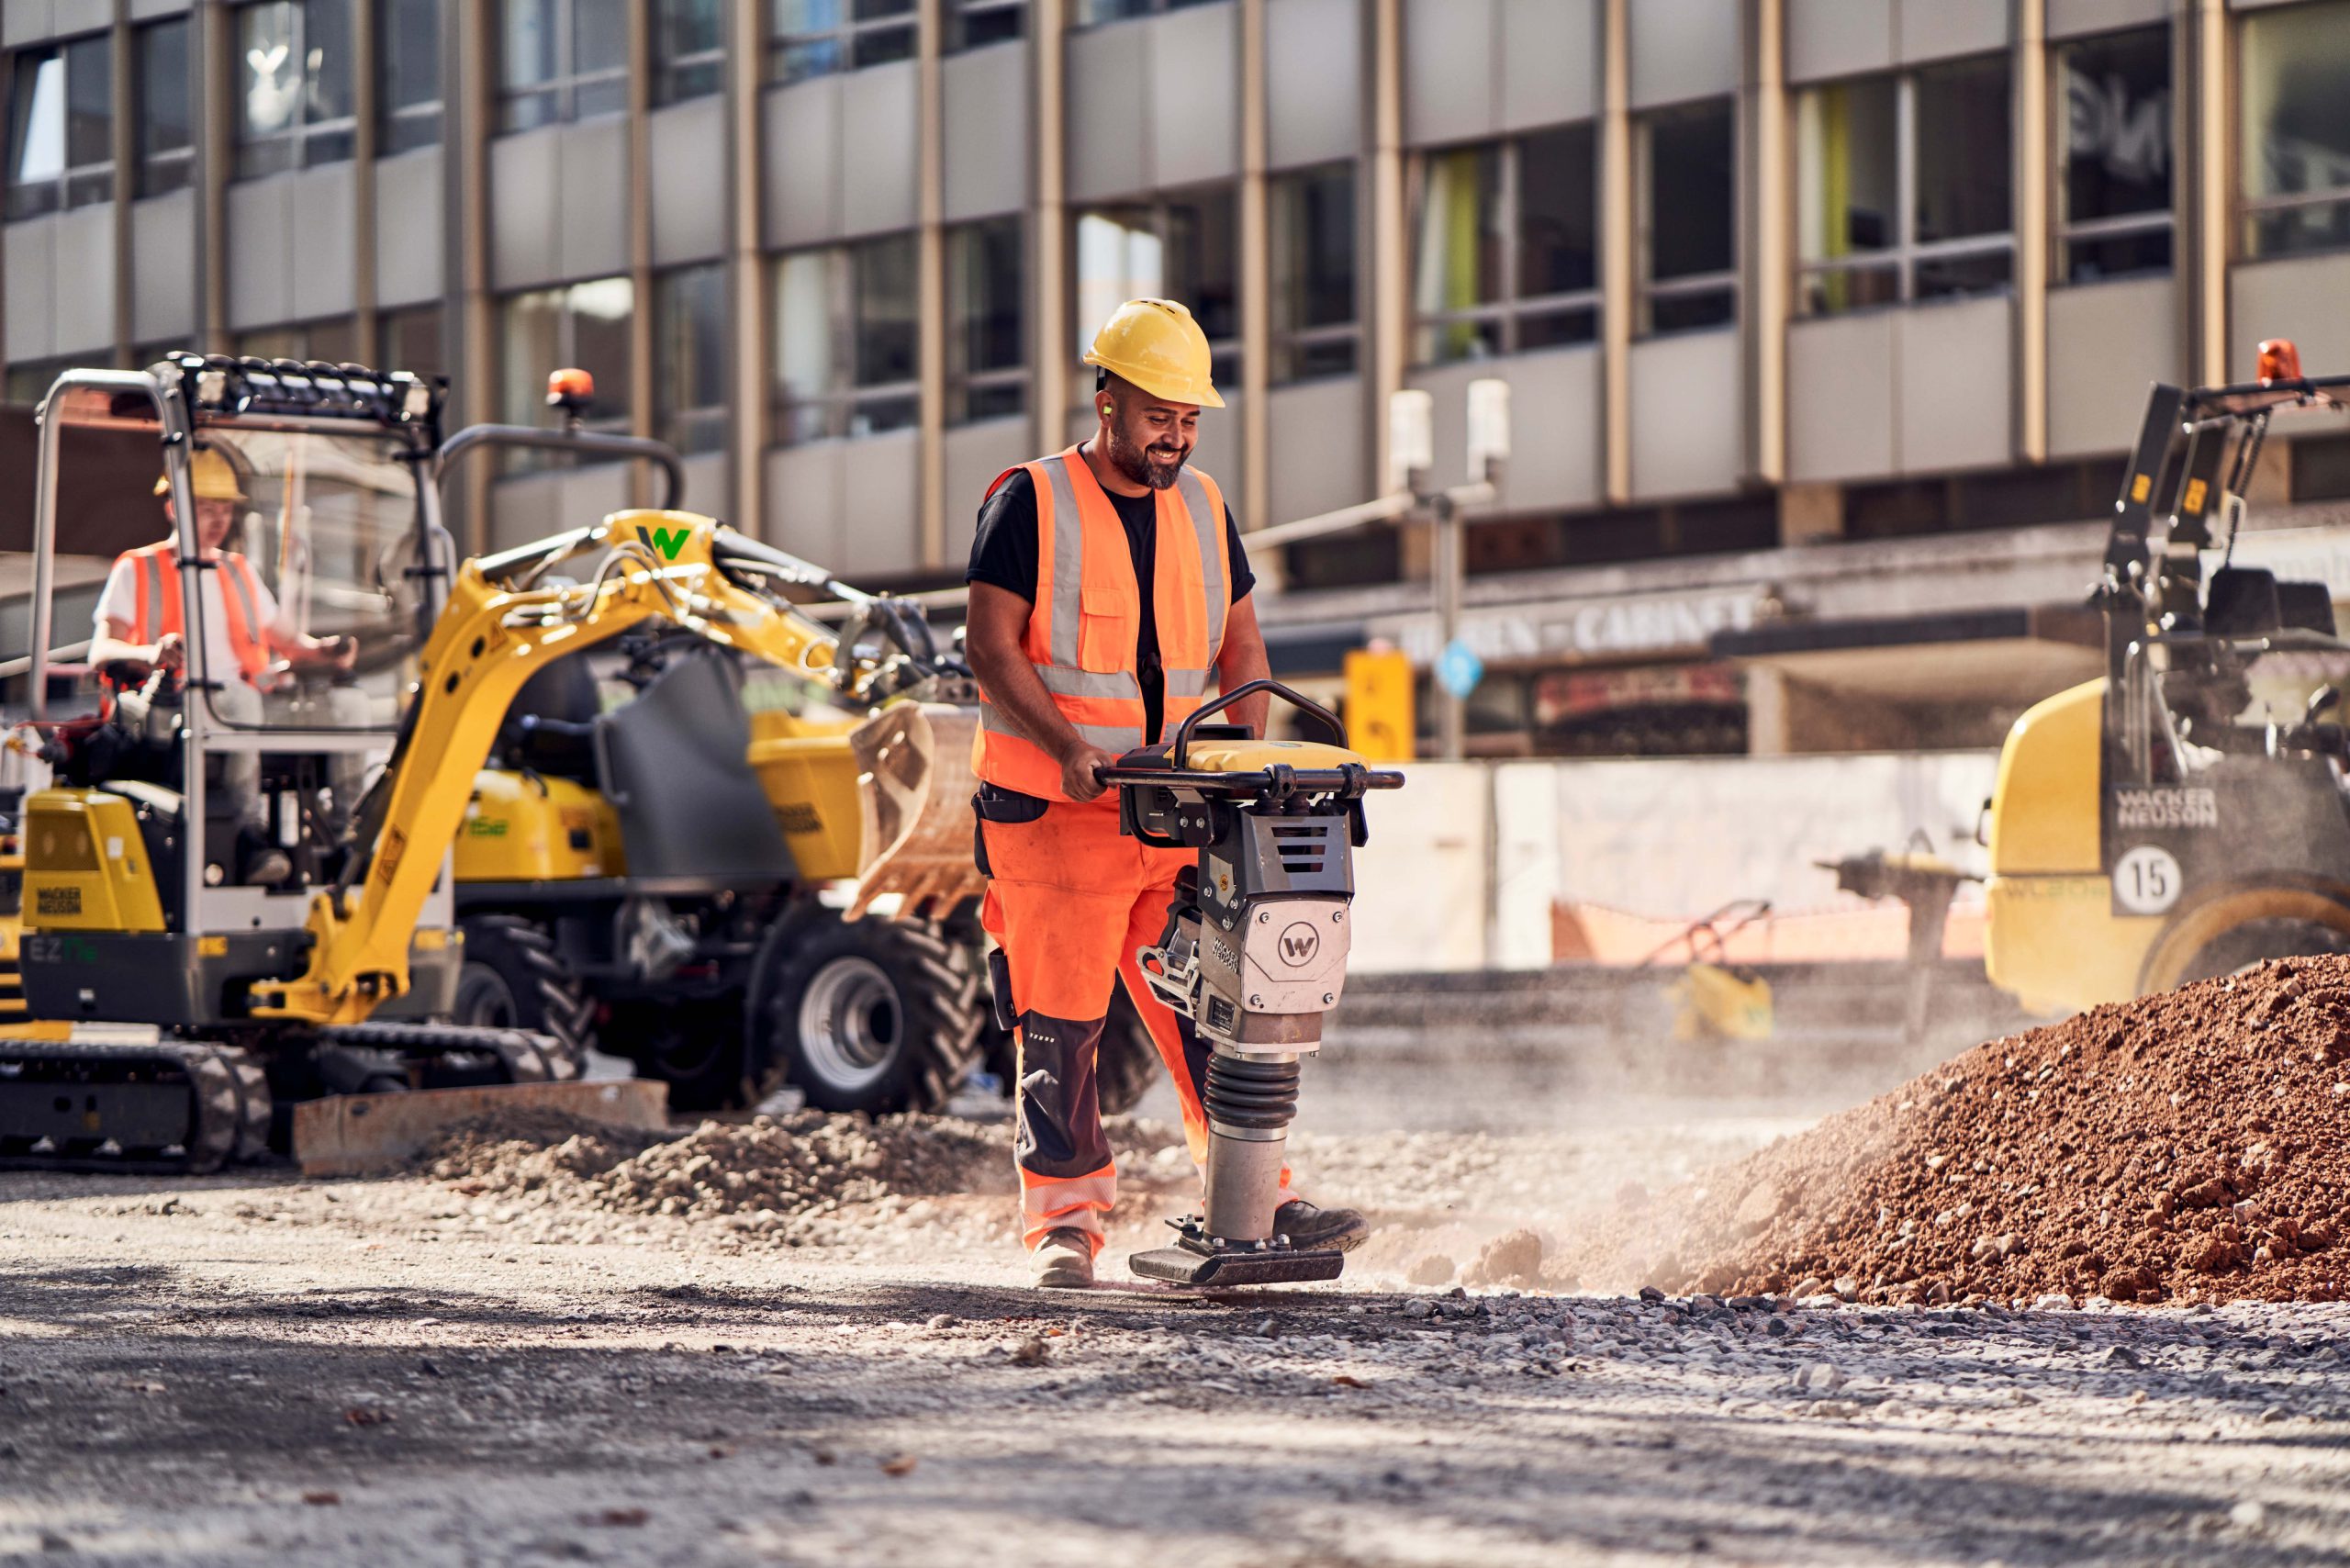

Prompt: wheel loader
xmin=0 ymin=352 xmax=988 ymax=1171
xmin=1984 ymin=341 xmax=2350 ymax=1013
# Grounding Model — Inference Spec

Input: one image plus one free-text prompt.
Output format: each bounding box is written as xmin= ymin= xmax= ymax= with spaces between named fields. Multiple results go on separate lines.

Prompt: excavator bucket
xmin=847 ymin=702 xmax=987 ymax=922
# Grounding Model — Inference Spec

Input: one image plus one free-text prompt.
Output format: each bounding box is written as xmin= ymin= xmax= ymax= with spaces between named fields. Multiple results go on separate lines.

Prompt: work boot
xmin=1274 ymin=1199 xmax=1371 ymax=1253
xmin=246 ymin=847 xmax=293 ymax=887
xmin=1032 ymin=1227 xmax=1095 ymax=1290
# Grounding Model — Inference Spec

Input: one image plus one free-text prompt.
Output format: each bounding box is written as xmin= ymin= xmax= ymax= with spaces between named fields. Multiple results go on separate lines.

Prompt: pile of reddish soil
xmin=1591 ymin=957 xmax=2350 ymax=1306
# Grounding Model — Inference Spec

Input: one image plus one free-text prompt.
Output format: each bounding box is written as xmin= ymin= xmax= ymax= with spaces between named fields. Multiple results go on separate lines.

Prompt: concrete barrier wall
xmin=1352 ymin=751 xmax=2002 ymax=972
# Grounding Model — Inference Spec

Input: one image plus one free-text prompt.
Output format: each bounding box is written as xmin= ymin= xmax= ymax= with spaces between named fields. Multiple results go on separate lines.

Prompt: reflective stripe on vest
xmin=971 ymin=448 xmax=1229 ymax=801
xmin=121 ymin=543 xmax=270 ymax=684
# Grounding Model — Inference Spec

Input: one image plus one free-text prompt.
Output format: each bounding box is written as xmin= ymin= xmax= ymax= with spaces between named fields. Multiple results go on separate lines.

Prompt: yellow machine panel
xmin=21 ymin=790 xmax=166 ymax=934
xmin=1982 ymin=680 xmax=2160 ymax=1014
xmin=746 ymin=731 xmax=867 ymax=883
xmin=455 ymin=772 xmax=623 ymax=882
xmin=1986 ymin=681 xmax=2103 ymax=876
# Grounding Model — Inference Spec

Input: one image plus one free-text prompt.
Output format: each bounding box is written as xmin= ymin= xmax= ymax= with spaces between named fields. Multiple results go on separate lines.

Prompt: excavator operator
xmin=963 ymin=297 xmax=1370 ymax=1289
xmin=85 ymin=442 xmax=364 ymax=886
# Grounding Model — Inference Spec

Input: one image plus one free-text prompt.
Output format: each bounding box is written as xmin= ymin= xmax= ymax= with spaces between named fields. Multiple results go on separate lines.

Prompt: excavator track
xmin=319 ymin=1021 xmax=577 ymax=1087
xmin=0 ymin=1040 xmax=272 ymax=1176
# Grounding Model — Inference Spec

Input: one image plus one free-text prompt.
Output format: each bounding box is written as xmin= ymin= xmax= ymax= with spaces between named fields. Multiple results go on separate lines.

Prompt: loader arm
xmin=251 ymin=510 xmax=857 ymax=1025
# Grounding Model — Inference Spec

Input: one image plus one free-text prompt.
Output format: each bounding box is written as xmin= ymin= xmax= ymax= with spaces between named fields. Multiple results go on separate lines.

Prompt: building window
xmin=134 ymin=19 xmax=194 ymax=197
xmin=1412 ymin=126 xmax=1596 ymax=364
xmin=1270 ymin=163 xmax=1358 ymax=382
xmin=5 ymin=357 xmax=78 ymax=407
xmin=655 ymin=264 xmax=729 ymax=454
xmin=949 ymin=0 xmax=1026 ymax=51
xmin=655 ymin=0 xmax=725 ymax=105
xmin=1076 ymin=0 xmax=1225 ymax=23
xmin=499 ymin=278 xmax=635 ymax=472
xmin=1634 ymin=98 xmax=1735 ymax=334
xmin=1075 ymin=187 xmax=1240 ymax=391
xmin=2057 ymin=28 xmax=2170 ymax=283
xmin=498 ymin=0 xmax=628 ymax=132
xmin=770 ymin=0 xmax=916 ymax=86
xmin=772 ymin=236 xmax=920 ymax=444
xmin=947 ymin=218 xmax=1027 ymax=424
xmin=2241 ymin=0 xmax=2350 ymax=260
xmin=235 ymin=318 xmax=361 ymax=364
xmin=379 ymin=0 xmax=442 ymax=153
xmin=379 ymin=306 xmax=444 ymax=381
xmin=5 ymin=37 xmax=112 ymax=221
xmin=1796 ymin=58 xmax=2011 ymax=316
xmin=235 ymin=0 xmax=356 ymax=178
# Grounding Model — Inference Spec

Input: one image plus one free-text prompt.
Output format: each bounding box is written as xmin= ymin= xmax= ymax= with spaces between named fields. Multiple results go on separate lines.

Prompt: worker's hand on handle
xmin=1059 ymin=742 xmax=1125 ymax=804
xmin=151 ymin=632 xmax=185 ymax=673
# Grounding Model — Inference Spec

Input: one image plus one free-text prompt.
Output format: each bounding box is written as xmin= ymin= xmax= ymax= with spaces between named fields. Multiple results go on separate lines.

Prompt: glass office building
xmin=8 ymin=0 xmax=2350 ymax=754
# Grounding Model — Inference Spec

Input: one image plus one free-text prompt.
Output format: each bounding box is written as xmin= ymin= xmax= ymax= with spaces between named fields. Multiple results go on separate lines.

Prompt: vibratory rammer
xmin=1097 ymin=680 xmax=1404 ymax=1287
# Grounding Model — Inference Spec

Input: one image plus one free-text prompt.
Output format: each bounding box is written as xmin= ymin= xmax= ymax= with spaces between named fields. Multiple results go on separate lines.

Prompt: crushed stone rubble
xmin=1560 ymin=956 xmax=2350 ymax=1307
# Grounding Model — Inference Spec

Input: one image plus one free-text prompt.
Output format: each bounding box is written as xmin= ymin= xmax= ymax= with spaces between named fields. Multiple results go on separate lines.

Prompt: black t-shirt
xmin=966 ymin=465 xmax=1256 ymax=744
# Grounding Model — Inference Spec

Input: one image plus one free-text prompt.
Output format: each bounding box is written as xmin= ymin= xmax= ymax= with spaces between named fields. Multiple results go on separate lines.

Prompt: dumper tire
xmin=1096 ymin=987 xmax=1163 ymax=1116
xmin=453 ymin=914 xmax=595 ymax=1080
xmin=754 ymin=912 xmax=984 ymax=1115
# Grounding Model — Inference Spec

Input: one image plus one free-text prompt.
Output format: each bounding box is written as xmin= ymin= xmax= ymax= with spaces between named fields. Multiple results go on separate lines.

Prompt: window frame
xmin=769 ymin=237 xmax=923 ymax=447
xmin=497 ymin=276 xmax=638 ymax=473
xmin=654 ymin=0 xmax=726 ymax=106
xmin=2051 ymin=25 xmax=2173 ymax=284
xmin=1071 ymin=185 xmax=1243 ymax=396
xmin=1409 ymin=130 xmax=1601 ymax=366
xmin=1073 ymin=0 xmax=1225 ymax=25
xmin=654 ymin=262 xmax=731 ymax=454
xmin=5 ymin=35 xmax=114 ymax=221
xmin=1795 ymin=59 xmax=2016 ymax=319
xmin=1633 ymin=96 xmax=1739 ymax=336
xmin=497 ymin=0 xmax=631 ymax=133
xmin=377 ymin=0 xmax=444 ymax=153
xmin=133 ymin=17 xmax=195 ymax=198
xmin=2236 ymin=0 xmax=2350 ymax=262
xmin=768 ymin=0 xmax=918 ymax=88
xmin=232 ymin=0 xmax=359 ymax=179
xmin=1268 ymin=162 xmax=1361 ymax=384
xmin=946 ymin=216 xmax=1030 ymax=426
xmin=947 ymin=0 xmax=1026 ymax=52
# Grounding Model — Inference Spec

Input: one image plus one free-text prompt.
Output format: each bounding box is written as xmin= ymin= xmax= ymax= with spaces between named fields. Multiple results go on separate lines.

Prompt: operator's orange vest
xmin=120 ymin=542 xmax=272 ymax=685
xmin=971 ymin=448 xmax=1231 ymax=801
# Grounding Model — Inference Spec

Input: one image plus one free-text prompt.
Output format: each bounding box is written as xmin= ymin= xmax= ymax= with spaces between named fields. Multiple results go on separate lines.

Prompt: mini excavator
xmin=0 ymin=353 xmax=975 ymax=1172
xmin=1099 ymin=681 xmax=1403 ymax=1286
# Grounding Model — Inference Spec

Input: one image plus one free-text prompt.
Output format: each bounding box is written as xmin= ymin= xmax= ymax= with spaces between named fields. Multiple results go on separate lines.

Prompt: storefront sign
xmin=1382 ymin=588 xmax=1763 ymax=668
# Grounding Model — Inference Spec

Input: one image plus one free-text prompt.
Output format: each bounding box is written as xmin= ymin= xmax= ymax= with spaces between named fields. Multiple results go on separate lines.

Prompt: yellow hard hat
xmin=1083 ymin=297 xmax=1224 ymax=409
xmin=153 ymin=446 xmax=247 ymax=502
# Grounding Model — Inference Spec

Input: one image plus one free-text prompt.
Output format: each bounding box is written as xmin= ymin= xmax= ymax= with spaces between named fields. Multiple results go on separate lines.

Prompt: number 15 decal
xmin=2114 ymin=845 xmax=2183 ymax=915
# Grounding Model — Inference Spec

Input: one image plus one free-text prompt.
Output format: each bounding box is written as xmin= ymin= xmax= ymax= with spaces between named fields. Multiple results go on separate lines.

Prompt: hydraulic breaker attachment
xmin=1097 ymin=680 xmax=1404 ymax=1288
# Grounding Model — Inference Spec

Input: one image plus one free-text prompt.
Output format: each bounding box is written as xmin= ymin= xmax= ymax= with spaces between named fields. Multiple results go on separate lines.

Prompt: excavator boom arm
xmin=252 ymin=511 xmax=844 ymax=1025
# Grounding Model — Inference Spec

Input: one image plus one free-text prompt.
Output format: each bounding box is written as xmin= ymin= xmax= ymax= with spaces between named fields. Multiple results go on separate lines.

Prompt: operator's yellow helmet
xmin=153 ymin=445 xmax=248 ymax=503
xmin=1083 ymin=297 xmax=1224 ymax=409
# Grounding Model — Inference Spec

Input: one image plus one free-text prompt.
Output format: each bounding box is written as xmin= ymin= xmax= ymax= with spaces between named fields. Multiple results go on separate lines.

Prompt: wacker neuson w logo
xmin=637 ymin=523 xmax=691 ymax=560
xmin=2115 ymin=787 xmax=2219 ymax=830
xmin=1279 ymin=924 xmax=1321 ymax=966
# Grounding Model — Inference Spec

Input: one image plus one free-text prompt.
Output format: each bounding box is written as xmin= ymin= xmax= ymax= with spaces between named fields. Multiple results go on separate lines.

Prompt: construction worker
xmin=965 ymin=297 xmax=1369 ymax=1289
xmin=86 ymin=442 xmax=364 ymax=885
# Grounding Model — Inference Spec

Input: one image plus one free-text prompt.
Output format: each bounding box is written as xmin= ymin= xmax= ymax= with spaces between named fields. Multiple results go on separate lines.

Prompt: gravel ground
xmin=5 ymin=1079 xmax=2350 ymax=1566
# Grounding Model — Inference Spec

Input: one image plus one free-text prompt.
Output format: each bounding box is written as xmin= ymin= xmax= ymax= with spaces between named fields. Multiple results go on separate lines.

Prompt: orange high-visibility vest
xmin=972 ymin=447 xmax=1231 ymax=801
xmin=120 ymin=542 xmax=272 ymax=685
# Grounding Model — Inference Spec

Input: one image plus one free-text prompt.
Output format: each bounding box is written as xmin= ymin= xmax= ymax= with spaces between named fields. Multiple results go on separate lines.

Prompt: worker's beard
xmin=1104 ymin=425 xmax=1190 ymax=491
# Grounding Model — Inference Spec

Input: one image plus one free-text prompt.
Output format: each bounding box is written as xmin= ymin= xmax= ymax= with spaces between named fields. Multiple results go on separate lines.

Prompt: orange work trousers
xmin=977 ymin=790 xmax=1294 ymax=1253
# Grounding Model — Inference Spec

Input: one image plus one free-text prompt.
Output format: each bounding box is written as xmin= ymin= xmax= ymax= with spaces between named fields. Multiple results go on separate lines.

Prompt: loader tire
xmin=453 ymin=914 xmax=595 ymax=1080
xmin=1096 ymin=986 xmax=1163 ymax=1116
xmin=754 ymin=913 xmax=984 ymax=1115
xmin=603 ymin=999 xmax=746 ymax=1114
